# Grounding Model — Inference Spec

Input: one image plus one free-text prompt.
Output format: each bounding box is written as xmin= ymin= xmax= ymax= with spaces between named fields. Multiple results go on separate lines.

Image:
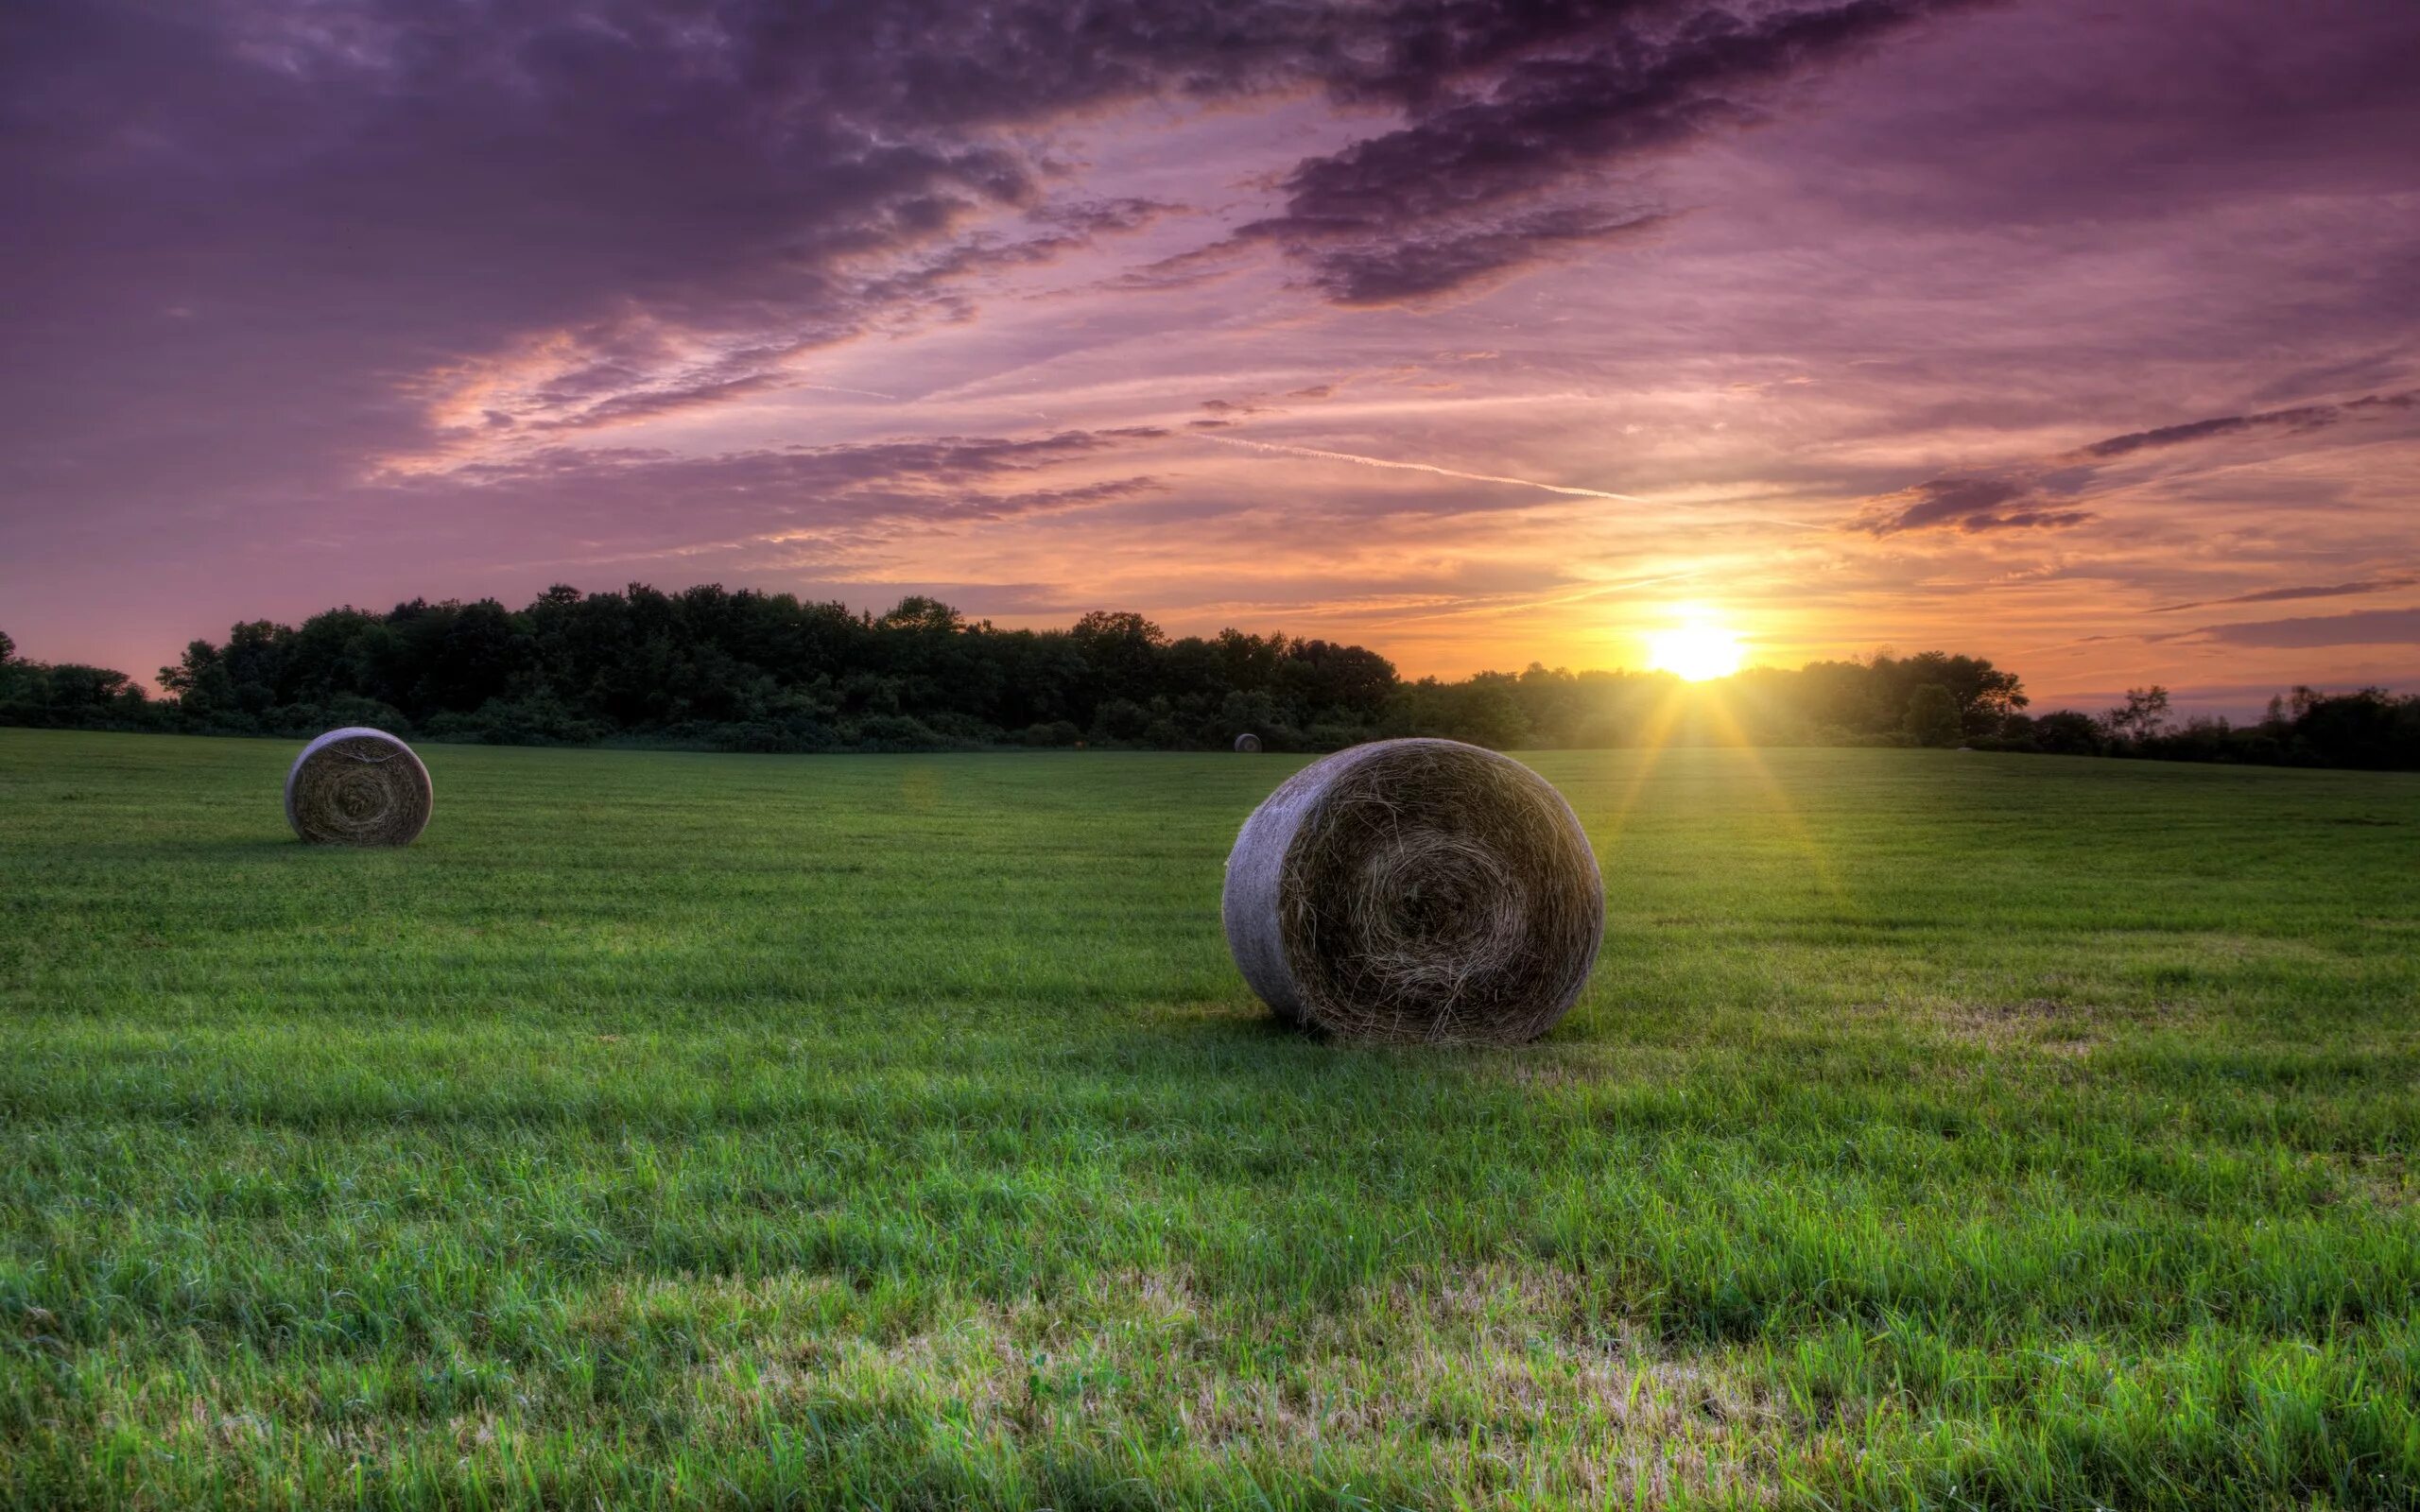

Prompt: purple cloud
xmin=1855 ymin=386 xmax=2420 ymax=537
xmin=1856 ymin=476 xmax=2092 ymax=536
xmin=2081 ymin=390 xmax=2419 ymax=459
xmin=2199 ymin=608 xmax=2420 ymax=648
xmin=1242 ymin=0 xmax=1982 ymax=301
xmin=2150 ymin=576 xmax=2418 ymax=613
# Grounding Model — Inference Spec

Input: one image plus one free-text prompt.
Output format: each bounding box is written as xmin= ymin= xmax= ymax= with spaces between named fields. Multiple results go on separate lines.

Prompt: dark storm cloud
xmin=1290 ymin=207 xmax=1669 ymax=307
xmin=0 ymin=0 xmax=1970 ymax=525
xmin=1241 ymin=0 xmax=1979 ymax=301
xmin=2198 ymin=608 xmax=2420 ymax=648
xmin=2080 ymin=390 xmax=2420 ymax=459
xmin=0 ymin=0 xmax=1041 ymax=517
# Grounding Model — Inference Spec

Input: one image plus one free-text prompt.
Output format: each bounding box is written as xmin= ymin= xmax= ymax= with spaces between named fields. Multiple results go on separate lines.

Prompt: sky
xmin=3 ymin=0 xmax=2416 ymax=714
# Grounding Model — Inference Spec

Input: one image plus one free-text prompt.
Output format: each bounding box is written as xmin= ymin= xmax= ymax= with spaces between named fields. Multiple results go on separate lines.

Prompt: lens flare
xmin=1646 ymin=619 xmax=1745 ymax=681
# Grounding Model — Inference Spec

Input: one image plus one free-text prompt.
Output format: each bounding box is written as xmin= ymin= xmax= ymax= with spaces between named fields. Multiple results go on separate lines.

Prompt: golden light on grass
xmin=1646 ymin=612 xmax=1746 ymax=681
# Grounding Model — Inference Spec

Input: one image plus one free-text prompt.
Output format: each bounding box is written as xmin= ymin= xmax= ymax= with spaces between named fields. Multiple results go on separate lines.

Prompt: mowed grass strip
xmin=2 ymin=729 xmax=2416 ymax=1510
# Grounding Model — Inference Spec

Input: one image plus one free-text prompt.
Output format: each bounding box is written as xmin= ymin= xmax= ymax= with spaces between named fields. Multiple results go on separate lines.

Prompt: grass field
xmin=3 ymin=728 xmax=2416 ymax=1510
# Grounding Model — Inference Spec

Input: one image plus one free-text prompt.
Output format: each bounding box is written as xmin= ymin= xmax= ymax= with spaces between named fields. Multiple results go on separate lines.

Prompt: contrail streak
xmin=791 ymin=381 xmax=902 ymax=401
xmin=1193 ymin=433 xmax=1658 ymax=504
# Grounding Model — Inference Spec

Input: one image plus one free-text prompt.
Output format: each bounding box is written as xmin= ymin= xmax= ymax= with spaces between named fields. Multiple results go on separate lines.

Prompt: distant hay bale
xmin=1221 ymin=738 xmax=1601 ymax=1044
xmin=285 ymin=728 xmax=433 ymax=846
xmin=1234 ymin=732 xmax=1264 ymax=753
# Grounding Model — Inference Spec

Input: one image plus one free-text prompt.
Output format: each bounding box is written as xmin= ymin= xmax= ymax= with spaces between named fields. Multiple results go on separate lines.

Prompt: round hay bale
xmin=285 ymin=727 xmax=433 ymax=846
xmin=1221 ymin=738 xmax=1601 ymax=1044
xmin=1234 ymin=732 xmax=1265 ymax=753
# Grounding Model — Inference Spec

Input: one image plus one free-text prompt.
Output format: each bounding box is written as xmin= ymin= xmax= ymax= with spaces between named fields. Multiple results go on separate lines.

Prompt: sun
xmin=1647 ymin=617 xmax=1746 ymax=681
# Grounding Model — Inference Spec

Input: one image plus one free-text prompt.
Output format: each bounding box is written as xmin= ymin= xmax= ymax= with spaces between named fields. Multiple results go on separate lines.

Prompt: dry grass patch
xmin=637 ymin=1264 xmax=1794 ymax=1504
xmin=2325 ymin=1151 xmax=2415 ymax=1210
xmin=1939 ymin=999 xmax=2105 ymax=1057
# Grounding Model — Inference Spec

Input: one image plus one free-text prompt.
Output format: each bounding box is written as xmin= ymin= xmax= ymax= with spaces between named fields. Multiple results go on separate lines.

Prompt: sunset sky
xmin=4 ymin=0 xmax=2415 ymax=713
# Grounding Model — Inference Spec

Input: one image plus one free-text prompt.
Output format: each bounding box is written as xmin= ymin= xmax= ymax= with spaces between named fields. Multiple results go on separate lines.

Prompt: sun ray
xmin=1593 ymin=679 xmax=1694 ymax=853
xmin=1691 ymin=683 xmax=1849 ymax=905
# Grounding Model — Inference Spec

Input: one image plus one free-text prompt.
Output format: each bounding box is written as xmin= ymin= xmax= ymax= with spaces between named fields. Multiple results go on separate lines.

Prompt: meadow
xmin=2 ymin=727 xmax=2415 ymax=1510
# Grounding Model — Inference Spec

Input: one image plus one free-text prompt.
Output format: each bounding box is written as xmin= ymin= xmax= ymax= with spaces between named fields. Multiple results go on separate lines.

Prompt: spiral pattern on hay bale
xmin=1222 ymin=738 xmax=1601 ymax=1044
xmin=1234 ymin=732 xmax=1264 ymax=753
xmin=285 ymin=728 xmax=433 ymax=847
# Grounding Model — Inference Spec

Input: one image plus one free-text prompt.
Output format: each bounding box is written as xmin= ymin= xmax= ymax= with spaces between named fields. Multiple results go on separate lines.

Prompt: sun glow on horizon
xmin=1646 ymin=613 xmax=1747 ymax=681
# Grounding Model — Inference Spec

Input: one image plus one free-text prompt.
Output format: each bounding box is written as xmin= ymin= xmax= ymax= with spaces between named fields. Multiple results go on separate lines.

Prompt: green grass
xmin=3 ymin=728 xmax=2416 ymax=1510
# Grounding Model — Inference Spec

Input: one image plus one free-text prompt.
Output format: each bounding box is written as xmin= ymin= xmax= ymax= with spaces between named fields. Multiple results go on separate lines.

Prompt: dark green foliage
xmin=1902 ymin=683 xmax=1962 ymax=747
xmin=1990 ymin=709 xmax=2111 ymax=757
xmin=2072 ymin=687 xmax=2420 ymax=772
xmin=2105 ymin=685 xmax=2173 ymax=742
xmin=95 ymin=586 xmax=2047 ymax=754
xmin=132 ymin=586 xmax=1408 ymax=752
xmin=0 ymin=634 xmax=153 ymax=729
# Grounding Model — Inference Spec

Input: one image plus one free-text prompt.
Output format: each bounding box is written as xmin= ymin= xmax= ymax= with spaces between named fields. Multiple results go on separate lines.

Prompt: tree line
xmin=2 ymin=587 xmax=2413 ymax=769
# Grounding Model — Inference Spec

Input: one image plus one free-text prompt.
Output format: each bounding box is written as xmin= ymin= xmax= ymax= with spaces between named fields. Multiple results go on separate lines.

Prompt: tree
xmin=877 ymin=595 xmax=965 ymax=635
xmin=2102 ymin=686 xmax=2172 ymax=744
xmin=2027 ymin=711 xmax=2103 ymax=756
xmin=0 ymin=628 xmax=14 ymax=664
xmin=2288 ymin=686 xmax=2420 ymax=770
xmin=1455 ymin=682 xmax=1531 ymax=749
xmin=1894 ymin=651 xmax=2029 ymax=734
xmin=1902 ymin=683 xmax=1962 ymax=747
xmin=1068 ymin=610 xmax=1167 ymax=706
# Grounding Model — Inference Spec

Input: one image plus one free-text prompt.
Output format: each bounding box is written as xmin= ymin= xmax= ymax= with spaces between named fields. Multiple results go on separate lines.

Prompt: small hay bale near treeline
xmin=285 ymin=727 xmax=433 ymax=846
xmin=1221 ymin=737 xmax=1602 ymax=1044
xmin=1234 ymin=732 xmax=1264 ymax=753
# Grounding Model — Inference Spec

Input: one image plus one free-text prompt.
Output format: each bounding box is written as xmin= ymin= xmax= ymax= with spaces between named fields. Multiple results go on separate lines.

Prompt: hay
xmin=1234 ymin=732 xmax=1264 ymax=753
xmin=1222 ymin=738 xmax=1601 ymax=1044
xmin=285 ymin=727 xmax=433 ymax=846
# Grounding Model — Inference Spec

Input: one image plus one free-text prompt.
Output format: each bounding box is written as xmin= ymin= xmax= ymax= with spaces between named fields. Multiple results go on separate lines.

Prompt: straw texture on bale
xmin=1233 ymin=732 xmax=1264 ymax=753
xmin=1222 ymin=738 xmax=1601 ymax=1044
xmin=285 ymin=728 xmax=433 ymax=846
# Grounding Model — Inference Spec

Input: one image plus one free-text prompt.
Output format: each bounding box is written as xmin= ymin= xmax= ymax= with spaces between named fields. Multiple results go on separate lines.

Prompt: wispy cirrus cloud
xmin=377 ymin=425 xmax=1173 ymax=576
xmin=2077 ymin=390 xmax=2418 ymax=459
xmin=1852 ymin=387 xmax=2420 ymax=537
xmin=2198 ymin=608 xmax=2420 ymax=648
xmin=1192 ymin=433 xmax=1661 ymax=505
xmin=1854 ymin=476 xmax=2092 ymax=536
xmin=2150 ymin=576 xmax=2417 ymax=614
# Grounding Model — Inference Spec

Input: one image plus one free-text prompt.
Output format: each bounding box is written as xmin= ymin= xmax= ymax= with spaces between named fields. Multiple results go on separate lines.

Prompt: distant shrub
xmin=2030 ymin=710 xmax=2107 ymax=757
xmin=710 ymin=719 xmax=841 ymax=754
xmin=0 ymin=661 xmax=159 ymax=731
xmin=1090 ymin=698 xmax=1150 ymax=743
xmin=1902 ymin=684 xmax=1962 ymax=747
xmin=848 ymin=714 xmax=948 ymax=751
xmin=424 ymin=695 xmax=605 ymax=746
xmin=1143 ymin=716 xmax=1186 ymax=748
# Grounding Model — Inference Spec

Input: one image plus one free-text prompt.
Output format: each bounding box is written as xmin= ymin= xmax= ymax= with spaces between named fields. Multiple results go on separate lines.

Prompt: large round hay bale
xmin=285 ymin=727 xmax=433 ymax=846
xmin=1234 ymin=732 xmax=1264 ymax=753
xmin=1222 ymin=738 xmax=1601 ymax=1043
